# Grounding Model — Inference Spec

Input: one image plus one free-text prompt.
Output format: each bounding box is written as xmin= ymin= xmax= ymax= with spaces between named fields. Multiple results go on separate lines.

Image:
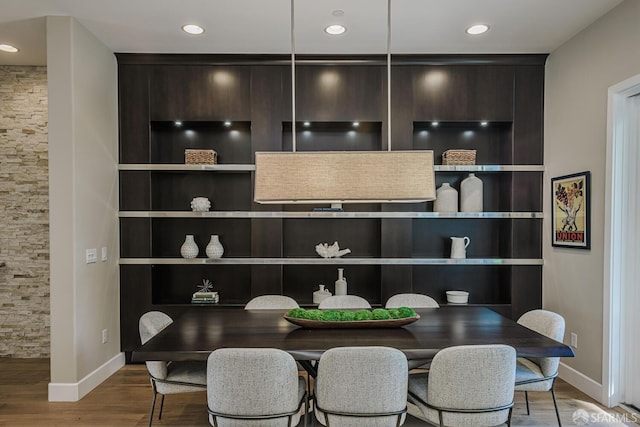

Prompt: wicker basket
xmin=442 ymin=149 xmax=476 ymax=165
xmin=185 ymin=149 xmax=217 ymax=165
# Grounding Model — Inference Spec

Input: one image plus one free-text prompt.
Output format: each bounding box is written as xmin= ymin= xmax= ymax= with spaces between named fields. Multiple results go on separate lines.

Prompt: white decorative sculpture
xmin=315 ymin=241 xmax=351 ymax=258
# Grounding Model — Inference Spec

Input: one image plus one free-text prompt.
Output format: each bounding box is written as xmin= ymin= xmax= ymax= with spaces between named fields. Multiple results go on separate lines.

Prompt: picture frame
xmin=551 ymin=171 xmax=591 ymax=249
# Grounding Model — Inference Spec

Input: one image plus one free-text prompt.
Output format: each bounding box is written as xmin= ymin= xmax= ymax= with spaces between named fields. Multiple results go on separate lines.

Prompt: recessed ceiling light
xmin=223 ymin=120 xmax=232 ymax=127
xmin=0 ymin=44 xmax=19 ymax=53
xmin=431 ymin=121 xmax=439 ymax=127
xmin=480 ymin=121 xmax=489 ymax=127
xmin=174 ymin=121 xmax=183 ymax=126
xmin=182 ymin=24 xmax=205 ymax=35
xmin=352 ymin=121 xmax=360 ymax=128
xmin=303 ymin=121 xmax=311 ymax=127
xmin=466 ymin=24 xmax=489 ymax=35
xmin=325 ymin=25 xmax=346 ymax=35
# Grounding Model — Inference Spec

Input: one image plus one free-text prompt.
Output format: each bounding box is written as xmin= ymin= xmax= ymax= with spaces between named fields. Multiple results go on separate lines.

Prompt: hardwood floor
xmin=0 ymin=358 xmax=637 ymax=426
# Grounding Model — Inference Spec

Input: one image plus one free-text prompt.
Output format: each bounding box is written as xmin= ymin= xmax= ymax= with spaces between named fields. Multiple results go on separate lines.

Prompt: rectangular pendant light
xmin=254 ymin=151 xmax=435 ymax=204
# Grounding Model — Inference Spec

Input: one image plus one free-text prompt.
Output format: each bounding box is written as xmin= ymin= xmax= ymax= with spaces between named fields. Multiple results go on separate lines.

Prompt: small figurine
xmin=315 ymin=241 xmax=351 ymax=258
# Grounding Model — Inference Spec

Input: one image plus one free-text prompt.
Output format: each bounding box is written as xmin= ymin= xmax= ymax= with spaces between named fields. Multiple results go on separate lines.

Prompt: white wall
xmin=544 ymin=0 xmax=640 ymax=396
xmin=47 ymin=16 xmax=122 ymax=401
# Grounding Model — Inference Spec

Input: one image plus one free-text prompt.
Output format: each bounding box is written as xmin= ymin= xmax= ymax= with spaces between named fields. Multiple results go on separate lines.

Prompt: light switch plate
xmin=101 ymin=247 xmax=108 ymax=262
xmin=86 ymin=248 xmax=97 ymax=264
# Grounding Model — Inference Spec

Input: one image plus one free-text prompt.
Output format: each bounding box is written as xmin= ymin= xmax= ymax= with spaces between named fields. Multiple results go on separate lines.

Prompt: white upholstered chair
xmin=245 ymin=295 xmax=299 ymax=310
xmin=317 ymin=295 xmax=371 ymax=309
xmin=139 ymin=311 xmax=206 ymax=427
xmin=314 ymin=346 xmax=408 ymax=427
xmin=408 ymin=344 xmax=516 ymax=427
xmin=385 ymin=293 xmax=439 ymax=309
xmin=515 ymin=309 xmax=566 ymax=426
xmin=207 ymin=348 xmax=307 ymax=427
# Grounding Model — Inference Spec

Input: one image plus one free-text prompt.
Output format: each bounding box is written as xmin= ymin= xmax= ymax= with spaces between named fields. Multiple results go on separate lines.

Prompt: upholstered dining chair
xmin=317 ymin=295 xmax=371 ymax=309
xmin=314 ymin=346 xmax=408 ymax=427
xmin=385 ymin=293 xmax=439 ymax=308
xmin=408 ymin=344 xmax=516 ymax=427
xmin=207 ymin=348 xmax=307 ymax=427
xmin=245 ymin=295 xmax=300 ymax=310
xmin=515 ymin=309 xmax=566 ymax=426
xmin=385 ymin=293 xmax=439 ymax=370
xmin=139 ymin=311 xmax=206 ymax=427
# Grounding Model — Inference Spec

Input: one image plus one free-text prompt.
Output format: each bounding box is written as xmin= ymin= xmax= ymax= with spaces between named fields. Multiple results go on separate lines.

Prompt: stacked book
xmin=191 ymin=291 xmax=219 ymax=304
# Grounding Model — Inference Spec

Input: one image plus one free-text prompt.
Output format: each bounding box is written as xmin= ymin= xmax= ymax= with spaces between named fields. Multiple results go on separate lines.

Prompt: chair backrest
xmin=318 ymin=295 xmax=371 ymax=309
xmin=315 ymin=346 xmax=408 ymax=426
xmin=517 ymin=309 xmax=565 ymax=377
xmin=139 ymin=311 xmax=173 ymax=380
xmin=244 ymin=295 xmax=299 ymax=310
xmin=427 ymin=344 xmax=516 ymax=426
xmin=385 ymin=293 xmax=439 ymax=308
xmin=207 ymin=348 xmax=301 ymax=426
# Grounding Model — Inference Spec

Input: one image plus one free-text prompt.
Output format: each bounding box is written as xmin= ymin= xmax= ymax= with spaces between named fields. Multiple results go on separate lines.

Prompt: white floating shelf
xmin=119 ymin=258 xmax=543 ymax=266
xmin=119 ymin=211 xmax=543 ymax=219
xmin=118 ymin=164 xmax=255 ymax=172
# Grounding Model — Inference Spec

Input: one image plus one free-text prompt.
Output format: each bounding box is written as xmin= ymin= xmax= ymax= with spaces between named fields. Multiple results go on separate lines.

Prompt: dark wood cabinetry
xmin=117 ymin=54 xmax=546 ymax=355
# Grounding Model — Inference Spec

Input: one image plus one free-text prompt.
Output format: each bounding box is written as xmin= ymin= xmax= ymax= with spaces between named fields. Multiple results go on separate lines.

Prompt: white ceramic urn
xmin=434 ymin=183 xmax=458 ymax=213
xmin=460 ymin=173 xmax=483 ymax=212
xmin=206 ymin=235 xmax=224 ymax=259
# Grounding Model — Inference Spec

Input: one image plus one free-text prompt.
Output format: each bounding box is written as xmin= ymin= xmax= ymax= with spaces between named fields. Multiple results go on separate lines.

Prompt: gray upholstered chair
xmin=385 ymin=293 xmax=440 ymax=309
xmin=408 ymin=344 xmax=516 ymax=427
xmin=245 ymin=295 xmax=300 ymax=310
xmin=313 ymin=346 xmax=408 ymax=427
xmin=385 ymin=293 xmax=439 ymax=370
xmin=207 ymin=348 xmax=307 ymax=427
xmin=317 ymin=295 xmax=371 ymax=309
xmin=139 ymin=311 xmax=206 ymax=427
xmin=515 ymin=309 xmax=566 ymax=426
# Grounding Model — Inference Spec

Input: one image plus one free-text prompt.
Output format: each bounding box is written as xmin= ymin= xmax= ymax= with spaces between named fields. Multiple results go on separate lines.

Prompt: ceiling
xmin=0 ymin=0 xmax=624 ymax=66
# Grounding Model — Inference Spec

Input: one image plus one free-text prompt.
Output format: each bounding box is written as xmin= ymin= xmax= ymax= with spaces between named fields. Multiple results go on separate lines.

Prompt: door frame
xmin=603 ymin=73 xmax=640 ymax=407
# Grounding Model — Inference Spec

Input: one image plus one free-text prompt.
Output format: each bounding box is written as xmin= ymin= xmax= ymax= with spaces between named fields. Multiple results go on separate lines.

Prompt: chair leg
xmin=158 ymin=394 xmax=165 ymax=420
xmin=551 ymin=387 xmax=562 ymax=426
xmin=525 ymin=391 xmax=530 ymax=415
xmin=148 ymin=390 xmax=157 ymax=427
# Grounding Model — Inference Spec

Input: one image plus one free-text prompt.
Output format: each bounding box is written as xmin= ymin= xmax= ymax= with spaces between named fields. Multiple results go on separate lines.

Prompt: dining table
xmin=131 ymin=306 xmax=574 ymax=365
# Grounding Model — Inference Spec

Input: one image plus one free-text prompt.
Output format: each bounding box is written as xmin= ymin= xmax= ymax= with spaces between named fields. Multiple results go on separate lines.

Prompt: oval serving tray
xmin=283 ymin=314 xmax=420 ymax=329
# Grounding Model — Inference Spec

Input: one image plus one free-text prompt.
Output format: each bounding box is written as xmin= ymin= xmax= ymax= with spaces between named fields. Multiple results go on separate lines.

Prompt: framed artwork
xmin=551 ymin=171 xmax=591 ymax=249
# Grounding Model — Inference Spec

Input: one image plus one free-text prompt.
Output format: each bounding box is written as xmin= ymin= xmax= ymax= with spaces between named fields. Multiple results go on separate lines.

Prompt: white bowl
xmin=446 ymin=290 xmax=469 ymax=304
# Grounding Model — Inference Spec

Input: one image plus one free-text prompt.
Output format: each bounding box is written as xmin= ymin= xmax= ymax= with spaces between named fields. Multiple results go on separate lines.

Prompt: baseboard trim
xmin=559 ymin=362 xmax=604 ymax=404
xmin=48 ymin=352 xmax=125 ymax=402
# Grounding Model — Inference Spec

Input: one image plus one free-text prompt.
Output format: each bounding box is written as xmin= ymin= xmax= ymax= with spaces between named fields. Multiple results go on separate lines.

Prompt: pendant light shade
xmin=255 ymin=151 xmax=435 ymax=204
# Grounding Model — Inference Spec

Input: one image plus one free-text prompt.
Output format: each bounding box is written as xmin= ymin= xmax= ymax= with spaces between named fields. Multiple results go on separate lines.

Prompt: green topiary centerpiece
xmin=285 ymin=306 xmax=417 ymax=321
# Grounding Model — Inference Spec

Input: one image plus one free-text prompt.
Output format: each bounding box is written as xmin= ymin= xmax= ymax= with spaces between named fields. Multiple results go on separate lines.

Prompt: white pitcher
xmin=450 ymin=236 xmax=470 ymax=259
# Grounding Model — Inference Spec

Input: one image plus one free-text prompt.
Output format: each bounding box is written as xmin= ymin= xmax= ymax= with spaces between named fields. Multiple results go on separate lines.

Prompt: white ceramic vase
xmin=434 ymin=183 xmax=458 ymax=213
xmin=206 ymin=235 xmax=224 ymax=259
xmin=335 ymin=268 xmax=348 ymax=296
xmin=180 ymin=235 xmax=199 ymax=259
xmin=460 ymin=173 xmax=483 ymax=212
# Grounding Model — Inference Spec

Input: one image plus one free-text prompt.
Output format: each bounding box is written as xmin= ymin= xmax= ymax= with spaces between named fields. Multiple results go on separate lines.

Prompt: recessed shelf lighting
xmin=223 ymin=121 xmax=232 ymax=127
xmin=480 ymin=121 xmax=489 ymax=127
xmin=352 ymin=121 xmax=360 ymax=127
xmin=466 ymin=24 xmax=489 ymax=35
xmin=325 ymin=25 xmax=346 ymax=35
xmin=431 ymin=121 xmax=439 ymax=127
xmin=0 ymin=44 xmax=19 ymax=53
xmin=174 ymin=121 xmax=183 ymax=127
xmin=303 ymin=121 xmax=311 ymax=127
xmin=182 ymin=24 xmax=205 ymax=35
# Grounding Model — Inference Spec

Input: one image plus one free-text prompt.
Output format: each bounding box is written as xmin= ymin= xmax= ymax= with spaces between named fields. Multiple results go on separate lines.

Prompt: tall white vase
xmin=460 ymin=173 xmax=483 ymax=212
xmin=206 ymin=234 xmax=224 ymax=259
xmin=335 ymin=268 xmax=348 ymax=295
xmin=434 ymin=183 xmax=458 ymax=213
xmin=180 ymin=235 xmax=199 ymax=258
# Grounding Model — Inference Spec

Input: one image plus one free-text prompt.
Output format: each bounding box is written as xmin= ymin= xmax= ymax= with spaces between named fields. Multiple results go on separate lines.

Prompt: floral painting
xmin=552 ymin=171 xmax=590 ymax=249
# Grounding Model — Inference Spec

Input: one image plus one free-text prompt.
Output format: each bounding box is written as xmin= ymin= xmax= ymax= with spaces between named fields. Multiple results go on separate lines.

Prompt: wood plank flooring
xmin=0 ymin=358 xmax=638 ymax=426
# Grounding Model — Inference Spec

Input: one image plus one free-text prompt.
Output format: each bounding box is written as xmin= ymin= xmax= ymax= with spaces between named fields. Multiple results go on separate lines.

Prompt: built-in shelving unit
xmin=117 ymin=54 xmax=546 ymax=357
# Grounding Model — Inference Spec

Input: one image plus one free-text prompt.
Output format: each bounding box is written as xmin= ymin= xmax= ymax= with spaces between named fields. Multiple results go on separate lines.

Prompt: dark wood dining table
xmin=131 ymin=306 xmax=574 ymax=363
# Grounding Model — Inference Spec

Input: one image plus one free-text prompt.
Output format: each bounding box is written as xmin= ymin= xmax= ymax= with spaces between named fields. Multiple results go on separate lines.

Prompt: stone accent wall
xmin=0 ymin=66 xmax=49 ymax=357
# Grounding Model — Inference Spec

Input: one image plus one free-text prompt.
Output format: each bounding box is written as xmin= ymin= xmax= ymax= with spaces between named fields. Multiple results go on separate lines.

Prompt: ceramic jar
xmin=335 ymin=268 xmax=348 ymax=296
xmin=434 ymin=183 xmax=458 ymax=213
xmin=206 ymin=235 xmax=224 ymax=259
xmin=460 ymin=173 xmax=483 ymax=212
xmin=180 ymin=235 xmax=199 ymax=258
xmin=313 ymin=284 xmax=332 ymax=305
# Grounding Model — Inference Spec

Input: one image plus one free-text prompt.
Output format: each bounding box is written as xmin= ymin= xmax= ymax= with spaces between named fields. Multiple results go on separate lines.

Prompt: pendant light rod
xmin=291 ymin=0 xmax=297 ymax=152
xmin=386 ymin=0 xmax=392 ymax=151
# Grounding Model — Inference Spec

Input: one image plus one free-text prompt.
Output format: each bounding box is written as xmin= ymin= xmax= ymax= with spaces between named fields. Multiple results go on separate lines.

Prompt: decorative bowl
xmin=446 ymin=290 xmax=469 ymax=304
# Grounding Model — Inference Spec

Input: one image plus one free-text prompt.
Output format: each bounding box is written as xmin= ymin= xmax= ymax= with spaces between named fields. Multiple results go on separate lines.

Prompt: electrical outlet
xmin=101 ymin=247 xmax=108 ymax=262
xmin=102 ymin=329 xmax=108 ymax=344
xmin=570 ymin=332 xmax=578 ymax=348
xmin=85 ymin=248 xmax=97 ymax=264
